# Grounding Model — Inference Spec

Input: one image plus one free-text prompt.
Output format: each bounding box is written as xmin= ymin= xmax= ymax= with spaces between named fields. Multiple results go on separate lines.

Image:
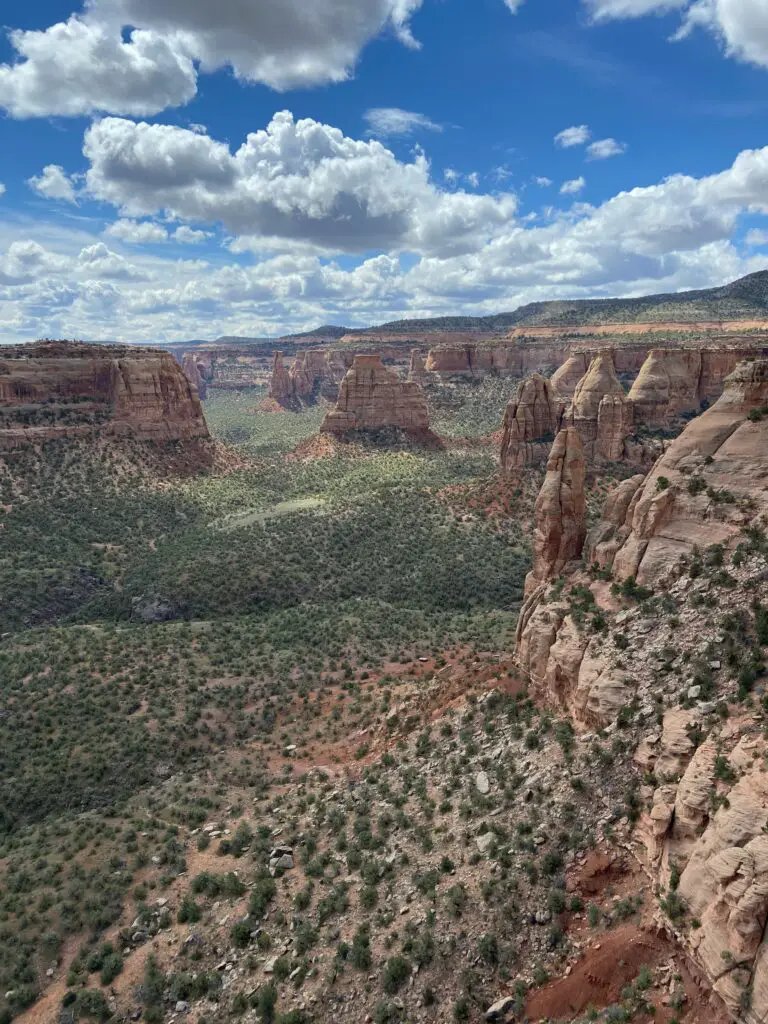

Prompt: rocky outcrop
xmin=568 ymin=350 xmax=634 ymax=461
xmin=628 ymin=349 xmax=702 ymax=427
xmin=550 ymin=353 xmax=589 ymax=400
xmin=0 ymin=341 xmax=209 ymax=449
xmin=269 ymin=348 xmax=348 ymax=409
xmin=599 ymin=359 xmax=768 ymax=584
xmin=408 ymin=349 xmax=427 ymax=381
xmin=523 ymin=427 xmax=586 ymax=596
xmin=500 ymin=374 xmax=563 ymax=475
xmin=182 ymin=352 xmax=208 ymax=399
xmin=321 ymin=354 xmax=430 ymax=435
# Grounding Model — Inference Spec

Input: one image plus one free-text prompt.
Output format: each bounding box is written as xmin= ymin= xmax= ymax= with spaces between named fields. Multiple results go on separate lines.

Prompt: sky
xmin=1 ymin=0 xmax=768 ymax=343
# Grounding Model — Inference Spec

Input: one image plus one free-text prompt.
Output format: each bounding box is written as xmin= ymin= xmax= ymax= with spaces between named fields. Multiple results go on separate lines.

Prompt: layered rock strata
xmin=0 ymin=341 xmax=209 ymax=449
xmin=524 ymin=427 xmax=586 ymax=597
xmin=515 ymin=358 xmax=768 ymax=1021
xmin=269 ymin=348 xmax=348 ymax=409
xmin=321 ymin=354 xmax=430 ymax=434
xmin=567 ymin=349 xmax=634 ymax=461
xmin=500 ymin=374 xmax=563 ymax=474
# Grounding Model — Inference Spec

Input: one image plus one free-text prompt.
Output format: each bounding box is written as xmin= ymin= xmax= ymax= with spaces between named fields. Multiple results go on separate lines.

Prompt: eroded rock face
xmin=628 ymin=349 xmax=702 ymax=427
xmin=550 ymin=353 xmax=589 ymax=400
xmin=500 ymin=374 xmax=563 ymax=475
xmin=321 ymin=354 xmax=430 ymax=434
xmin=604 ymin=359 xmax=768 ymax=584
xmin=182 ymin=353 xmax=207 ymax=399
xmin=568 ymin=350 xmax=633 ymax=461
xmin=408 ymin=349 xmax=427 ymax=381
xmin=524 ymin=427 xmax=586 ymax=596
xmin=269 ymin=348 xmax=348 ymax=409
xmin=0 ymin=341 xmax=210 ymax=448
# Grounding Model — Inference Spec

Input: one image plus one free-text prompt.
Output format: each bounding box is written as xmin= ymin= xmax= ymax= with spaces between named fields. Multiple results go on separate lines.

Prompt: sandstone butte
xmin=181 ymin=352 xmax=208 ymax=400
xmin=0 ymin=341 xmax=210 ymax=450
xmin=515 ymin=358 xmax=768 ymax=1021
xmin=321 ymin=353 xmax=430 ymax=435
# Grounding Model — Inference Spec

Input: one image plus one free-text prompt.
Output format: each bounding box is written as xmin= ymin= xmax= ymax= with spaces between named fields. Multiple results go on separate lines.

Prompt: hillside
xmin=345 ymin=271 xmax=768 ymax=334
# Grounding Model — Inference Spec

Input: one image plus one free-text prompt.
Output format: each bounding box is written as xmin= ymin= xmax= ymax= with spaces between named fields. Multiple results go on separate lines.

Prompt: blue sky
xmin=1 ymin=0 xmax=768 ymax=342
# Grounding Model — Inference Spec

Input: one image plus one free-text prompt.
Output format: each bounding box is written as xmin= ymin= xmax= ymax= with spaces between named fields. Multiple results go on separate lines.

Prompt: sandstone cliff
xmin=408 ymin=348 xmax=427 ymax=381
xmin=567 ymin=349 xmax=634 ymax=461
xmin=0 ymin=341 xmax=210 ymax=449
xmin=181 ymin=352 xmax=208 ymax=399
xmin=269 ymin=348 xmax=348 ymax=409
xmin=321 ymin=354 xmax=430 ymax=435
xmin=524 ymin=427 xmax=586 ymax=597
xmin=500 ymin=374 xmax=563 ymax=475
xmin=595 ymin=359 xmax=768 ymax=584
xmin=515 ymin=357 xmax=768 ymax=1021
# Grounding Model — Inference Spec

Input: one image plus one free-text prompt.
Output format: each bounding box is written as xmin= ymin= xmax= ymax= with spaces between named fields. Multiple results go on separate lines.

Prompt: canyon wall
xmin=0 ymin=341 xmax=210 ymax=450
xmin=515 ymin=358 xmax=768 ymax=1022
xmin=321 ymin=354 xmax=430 ymax=435
xmin=269 ymin=349 xmax=349 ymax=409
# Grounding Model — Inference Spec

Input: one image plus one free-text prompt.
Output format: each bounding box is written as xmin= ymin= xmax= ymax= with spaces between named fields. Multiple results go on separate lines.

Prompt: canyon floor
xmin=0 ymin=377 xmax=759 ymax=1024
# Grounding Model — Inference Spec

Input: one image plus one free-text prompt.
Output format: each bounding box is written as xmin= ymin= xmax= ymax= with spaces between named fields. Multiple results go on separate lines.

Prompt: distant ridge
xmin=175 ymin=271 xmax=768 ymax=347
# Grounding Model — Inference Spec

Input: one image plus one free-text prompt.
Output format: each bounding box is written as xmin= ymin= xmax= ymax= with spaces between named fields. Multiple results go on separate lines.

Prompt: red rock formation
xmin=628 ymin=349 xmax=704 ymax=426
xmin=500 ymin=374 xmax=563 ymax=475
xmin=524 ymin=427 xmax=586 ymax=597
xmin=568 ymin=350 xmax=633 ymax=461
xmin=182 ymin=352 xmax=208 ymax=399
xmin=408 ymin=349 xmax=427 ymax=381
xmin=321 ymin=354 xmax=430 ymax=435
xmin=550 ymin=353 xmax=589 ymax=400
xmin=268 ymin=351 xmax=299 ymax=410
xmin=0 ymin=341 xmax=209 ymax=449
xmin=607 ymin=358 xmax=768 ymax=584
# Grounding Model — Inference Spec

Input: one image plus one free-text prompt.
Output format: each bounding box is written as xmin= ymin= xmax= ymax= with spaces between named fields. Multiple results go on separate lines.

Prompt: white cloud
xmin=587 ymin=138 xmax=627 ymax=160
xmin=0 ymin=18 xmax=197 ymax=118
xmin=745 ymin=228 xmax=768 ymax=246
xmin=502 ymin=0 xmax=526 ymax=10
xmin=105 ymin=219 xmax=170 ymax=244
xmin=28 ymin=165 xmax=79 ymax=203
xmin=560 ymin=176 xmax=586 ymax=194
xmin=467 ymin=172 xmax=480 ymax=188
xmin=444 ymin=168 xmax=460 ymax=184
xmin=172 ymin=225 xmax=211 ymax=244
xmin=535 ymin=176 xmax=553 ymax=186
xmin=364 ymin=107 xmax=442 ymax=136
xmin=554 ymin=125 xmax=591 ymax=148
xmin=0 ymin=184 xmax=5 ymax=198
xmin=77 ymin=242 xmax=145 ymax=280
xmin=5 ymin=138 xmax=768 ymax=344
xmin=0 ymin=0 xmax=427 ymax=118
xmin=585 ymin=0 xmax=768 ymax=73
xmin=82 ymin=111 xmax=518 ymax=258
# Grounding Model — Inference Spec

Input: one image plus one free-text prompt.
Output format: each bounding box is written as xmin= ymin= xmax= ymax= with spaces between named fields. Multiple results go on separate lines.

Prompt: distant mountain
xmin=344 ymin=270 xmax=768 ymax=334
xmin=174 ymin=271 xmax=768 ymax=347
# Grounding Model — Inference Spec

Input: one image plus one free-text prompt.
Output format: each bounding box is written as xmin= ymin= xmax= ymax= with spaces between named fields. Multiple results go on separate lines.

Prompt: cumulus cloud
xmin=0 ymin=184 xmax=5 ymax=198
xmin=105 ymin=219 xmax=169 ymax=243
xmin=0 ymin=18 xmax=197 ymax=118
xmin=82 ymin=111 xmax=518 ymax=257
xmin=554 ymin=125 xmax=591 ymax=148
xmin=5 ymin=138 xmax=768 ymax=343
xmin=0 ymin=0 xmax=428 ymax=118
xmin=364 ymin=107 xmax=442 ymax=136
xmin=28 ymin=165 xmax=79 ymax=203
xmin=745 ymin=228 xmax=768 ymax=246
xmin=535 ymin=176 xmax=553 ymax=186
xmin=587 ymin=138 xmax=627 ymax=160
xmin=560 ymin=177 xmax=586 ymax=194
xmin=172 ymin=226 xmax=211 ymax=244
